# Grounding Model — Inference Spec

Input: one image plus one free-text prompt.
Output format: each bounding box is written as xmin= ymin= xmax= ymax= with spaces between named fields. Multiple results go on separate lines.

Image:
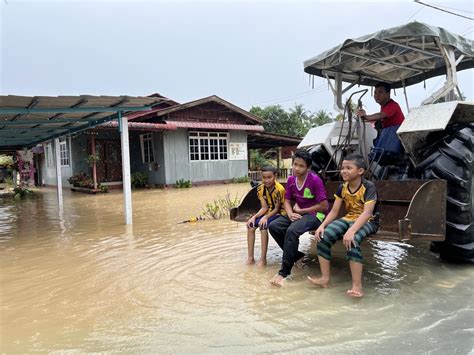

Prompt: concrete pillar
xmin=12 ymin=169 xmax=17 ymax=188
xmin=119 ymin=112 xmax=133 ymax=225
xmin=54 ymin=138 xmax=63 ymax=209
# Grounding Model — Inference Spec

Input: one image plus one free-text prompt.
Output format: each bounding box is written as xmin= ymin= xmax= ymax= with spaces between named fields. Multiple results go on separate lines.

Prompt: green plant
xmin=4 ymin=176 xmax=13 ymax=187
xmin=85 ymin=153 xmax=100 ymax=166
xmin=13 ymin=186 xmax=32 ymax=199
xmin=68 ymin=172 xmax=89 ymax=187
xmin=201 ymin=201 xmax=221 ymax=219
xmin=79 ymin=178 xmax=94 ymax=189
xmin=231 ymin=176 xmax=250 ymax=183
xmin=201 ymin=192 xmax=242 ymax=219
xmin=248 ymin=150 xmax=271 ymax=171
xmin=218 ymin=191 xmax=242 ymax=212
xmin=131 ymin=172 xmax=148 ymax=188
xmin=99 ymin=184 xmax=109 ymax=193
xmin=175 ymin=178 xmax=192 ymax=188
xmin=0 ymin=155 xmax=14 ymax=168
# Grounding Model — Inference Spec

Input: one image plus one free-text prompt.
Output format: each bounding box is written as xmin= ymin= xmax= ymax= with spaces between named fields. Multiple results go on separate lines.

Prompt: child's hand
xmin=343 ymin=230 xmax=357 ymax=250
xmin=258 ymin=216 xmax=268 ymax=229
xmin=293 ymin=203 xmax=302 ymax=214
xmin=314 ymin=226 xmax=325 ymax=242
xmin=246 ymin=216 xmax=256 ymax=228
xmin=289 ymin=212 xmax=302 ymax=221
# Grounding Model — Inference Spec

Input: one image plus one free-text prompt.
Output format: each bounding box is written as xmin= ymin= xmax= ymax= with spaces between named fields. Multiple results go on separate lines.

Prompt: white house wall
xmin=40 ymin=141 xmax=73 ymax=187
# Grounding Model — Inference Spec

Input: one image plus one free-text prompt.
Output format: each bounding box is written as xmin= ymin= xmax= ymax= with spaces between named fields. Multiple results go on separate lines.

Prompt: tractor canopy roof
xmin=304 ymin=21 xmax=474 ymax=88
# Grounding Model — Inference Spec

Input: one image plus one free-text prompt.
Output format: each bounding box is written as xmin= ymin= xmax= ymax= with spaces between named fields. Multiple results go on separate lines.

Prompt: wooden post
xmin=276 ymin=147 xmax=281 ymax=170
xmin=91 ymin=136 xmax=98 ymax=190
xmin=119 ymin=112 xmax=133 ymax=225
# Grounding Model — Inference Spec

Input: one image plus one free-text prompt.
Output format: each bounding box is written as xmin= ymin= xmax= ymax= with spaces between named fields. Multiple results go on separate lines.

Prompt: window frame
xmin=140 ymin=133 xmax=155 ymax=164
xmin=188 ymin=131 xmax=228 ymax=162
xmin=59 ymin=138 xmax=70 ymax=167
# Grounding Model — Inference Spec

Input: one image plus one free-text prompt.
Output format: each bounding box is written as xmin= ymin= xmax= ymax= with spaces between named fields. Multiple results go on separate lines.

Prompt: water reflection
xmin=0 ymin=185 xmax=472 ymax=353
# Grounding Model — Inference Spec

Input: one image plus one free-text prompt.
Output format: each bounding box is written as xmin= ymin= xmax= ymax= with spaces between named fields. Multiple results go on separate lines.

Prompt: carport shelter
xmin=0 ymin=95 xmax=166 ymax=224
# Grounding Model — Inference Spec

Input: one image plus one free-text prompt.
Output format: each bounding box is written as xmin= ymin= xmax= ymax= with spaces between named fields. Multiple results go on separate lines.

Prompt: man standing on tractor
xmin=357 ymin=82 xmax=405 ymax=162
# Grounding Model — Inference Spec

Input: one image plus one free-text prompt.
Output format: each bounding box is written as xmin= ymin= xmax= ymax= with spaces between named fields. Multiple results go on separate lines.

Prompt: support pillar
xmin=119 ymin=111 xmax=133 ymax=225
xmin=12 ymin=169 xmax=17 ymax=188
xmin=54 ymin=138 xmax=63 ymax=209
xmin=91 ymin=137 xmax=98 ymax=190
xmin=276 ymin=147 xmax=281 ymax=173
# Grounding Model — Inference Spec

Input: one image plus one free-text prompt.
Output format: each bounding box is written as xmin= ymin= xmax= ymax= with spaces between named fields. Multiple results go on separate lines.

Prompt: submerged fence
xmin=248 ymin=168 xmax=292 ymax=182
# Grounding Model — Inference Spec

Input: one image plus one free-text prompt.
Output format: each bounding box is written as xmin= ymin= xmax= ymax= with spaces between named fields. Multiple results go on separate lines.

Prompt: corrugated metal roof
xmin=98 ymin=121 xmax=177 ymax=131
xmin=131 ymin=95 xmax=263 ymax=124
xmin=0 ymin=95 xmax=166 ymax=150
xmin=165 ymin=120 xmax=264 ymax=131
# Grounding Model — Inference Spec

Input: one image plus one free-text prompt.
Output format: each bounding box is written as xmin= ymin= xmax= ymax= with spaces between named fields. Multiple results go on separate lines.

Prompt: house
xmin=38 ymin=94 xmax=300 ymax=188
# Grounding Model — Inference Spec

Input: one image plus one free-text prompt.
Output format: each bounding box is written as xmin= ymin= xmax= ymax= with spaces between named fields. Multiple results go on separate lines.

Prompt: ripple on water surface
xmin=0 ymin=185 xmax=473 ymax=353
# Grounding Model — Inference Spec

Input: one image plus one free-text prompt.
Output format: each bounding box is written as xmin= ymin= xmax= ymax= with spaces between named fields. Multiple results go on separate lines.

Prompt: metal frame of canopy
xmin=303 ymin=22 xmax=474 ymax=113
xmin=0 ymin=95 xmax=166 ymax=225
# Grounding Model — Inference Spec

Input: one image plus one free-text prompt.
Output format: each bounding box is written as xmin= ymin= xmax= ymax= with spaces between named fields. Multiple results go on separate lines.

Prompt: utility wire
xmin=414 ymin=0 xmax=474 ymax=20
xmin=406 ymin=6 xmax=424 ymax=21
xmin=462 ymin=28 xmax=474 ymax=36
xmin=461 ymin=25 xmax=473 ymax=34
xmin=428 ymin=2 xmax=474 ymax=14
xmin=252 ymin=83 xmax=326 ymax=106
xmin=252 ymin=88 xmax=328 ymax=107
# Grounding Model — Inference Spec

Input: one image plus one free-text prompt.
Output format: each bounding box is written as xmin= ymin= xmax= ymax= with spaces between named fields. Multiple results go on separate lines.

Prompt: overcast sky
xmin=1 ymin=0 xmax=473 ymax=116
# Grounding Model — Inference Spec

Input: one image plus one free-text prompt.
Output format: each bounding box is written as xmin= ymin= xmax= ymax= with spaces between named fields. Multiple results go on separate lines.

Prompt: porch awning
xmin=0 ymin=95 xmax=167 ymax=150
xmin=98 ymin=121 xmax=177 ymax=131
xmin=165 ymin=120 xmax=265 ymax=131
xmin=247 ymin=131 xmax=302 ymax=149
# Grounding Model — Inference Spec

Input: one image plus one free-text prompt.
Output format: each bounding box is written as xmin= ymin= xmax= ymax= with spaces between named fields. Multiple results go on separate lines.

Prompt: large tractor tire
xmin=417 ymin=122 xmax=473 ymax=263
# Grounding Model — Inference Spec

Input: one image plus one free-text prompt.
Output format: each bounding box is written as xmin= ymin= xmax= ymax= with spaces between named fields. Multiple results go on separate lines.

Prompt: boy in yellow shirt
xmin=308 ymin=154 xmax=378 ymax=297
xmin=246 ymin=166 xmax=286 ymax=267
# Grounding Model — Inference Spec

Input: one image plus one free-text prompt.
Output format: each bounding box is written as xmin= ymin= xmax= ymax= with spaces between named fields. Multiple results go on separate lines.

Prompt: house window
xmin=200 ymin=137 xmax=209 ymax=160
xmin=219 ymin=137 xmax=228 ymax=160
xmin=140 ymin=133 xmax=155 ymax=163
xmin=45 ymin=143 xmax=54 ymax=168
xmin=189 ymin=132 xmax=228 ymax=161
xmin=189 ymin=136 xmax=199 ymax=161
xmin=59 ymin=138 xmax=70 ymax=167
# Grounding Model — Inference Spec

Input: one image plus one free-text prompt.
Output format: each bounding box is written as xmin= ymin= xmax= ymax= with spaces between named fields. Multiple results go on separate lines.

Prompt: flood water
xmin=0 ymin=184 xmax=473 ymax=353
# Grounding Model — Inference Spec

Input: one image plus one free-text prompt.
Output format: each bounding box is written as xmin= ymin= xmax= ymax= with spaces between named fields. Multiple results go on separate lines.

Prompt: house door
xmin=95 ymin=140 xmax=122 ymax=182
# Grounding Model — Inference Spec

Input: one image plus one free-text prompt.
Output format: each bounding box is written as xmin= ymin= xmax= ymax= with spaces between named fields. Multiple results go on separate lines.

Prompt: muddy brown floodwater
xmin=0 ymin=184 xmax=473 ymax=353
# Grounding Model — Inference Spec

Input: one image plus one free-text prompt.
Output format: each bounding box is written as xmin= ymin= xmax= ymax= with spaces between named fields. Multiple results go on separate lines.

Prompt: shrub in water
xmin=175 ymin=179 xmax=192 ymax=188
xmin=131 ymin=172 xmax=148 ymax=188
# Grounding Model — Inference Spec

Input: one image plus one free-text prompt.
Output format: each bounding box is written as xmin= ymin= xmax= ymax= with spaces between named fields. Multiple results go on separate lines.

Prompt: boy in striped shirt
xmin=246 ymin=166 xmax=285 ymax=267
xmin=308 ymin=154 xmax=379 ymax=297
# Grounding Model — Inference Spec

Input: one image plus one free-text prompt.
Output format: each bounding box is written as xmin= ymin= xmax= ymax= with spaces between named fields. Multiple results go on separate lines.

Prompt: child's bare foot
xmin=256 ymin=259 xmax=266 ymax=267
xmin=270 ymin=274 xmax=285 ymax=287
xmin=294 ymin=257 xmax=305 ymax=269
xmin=307 ymin=276 xmax=330 ymax=288
xmin=346 ymin=288 xmax=364 ymax=298
xmin=245 ymin=257 xmax=255 ymax=265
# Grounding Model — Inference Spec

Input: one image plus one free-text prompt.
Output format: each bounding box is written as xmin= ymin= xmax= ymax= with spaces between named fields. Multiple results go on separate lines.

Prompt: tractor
xmin=231 ymin=22 xmax=473 ymax=263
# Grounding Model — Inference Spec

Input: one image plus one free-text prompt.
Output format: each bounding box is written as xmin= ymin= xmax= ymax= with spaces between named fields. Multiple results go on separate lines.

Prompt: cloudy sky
xmin=1 ymin=0 xmax=473 ymax=116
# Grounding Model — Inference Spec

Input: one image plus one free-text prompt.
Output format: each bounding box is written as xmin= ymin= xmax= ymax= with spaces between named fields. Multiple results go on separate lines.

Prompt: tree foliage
xmin=0 ymin=155 xmax=14 ymax=168
xmin=250 ymin=104 xmax=333 ymax=137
